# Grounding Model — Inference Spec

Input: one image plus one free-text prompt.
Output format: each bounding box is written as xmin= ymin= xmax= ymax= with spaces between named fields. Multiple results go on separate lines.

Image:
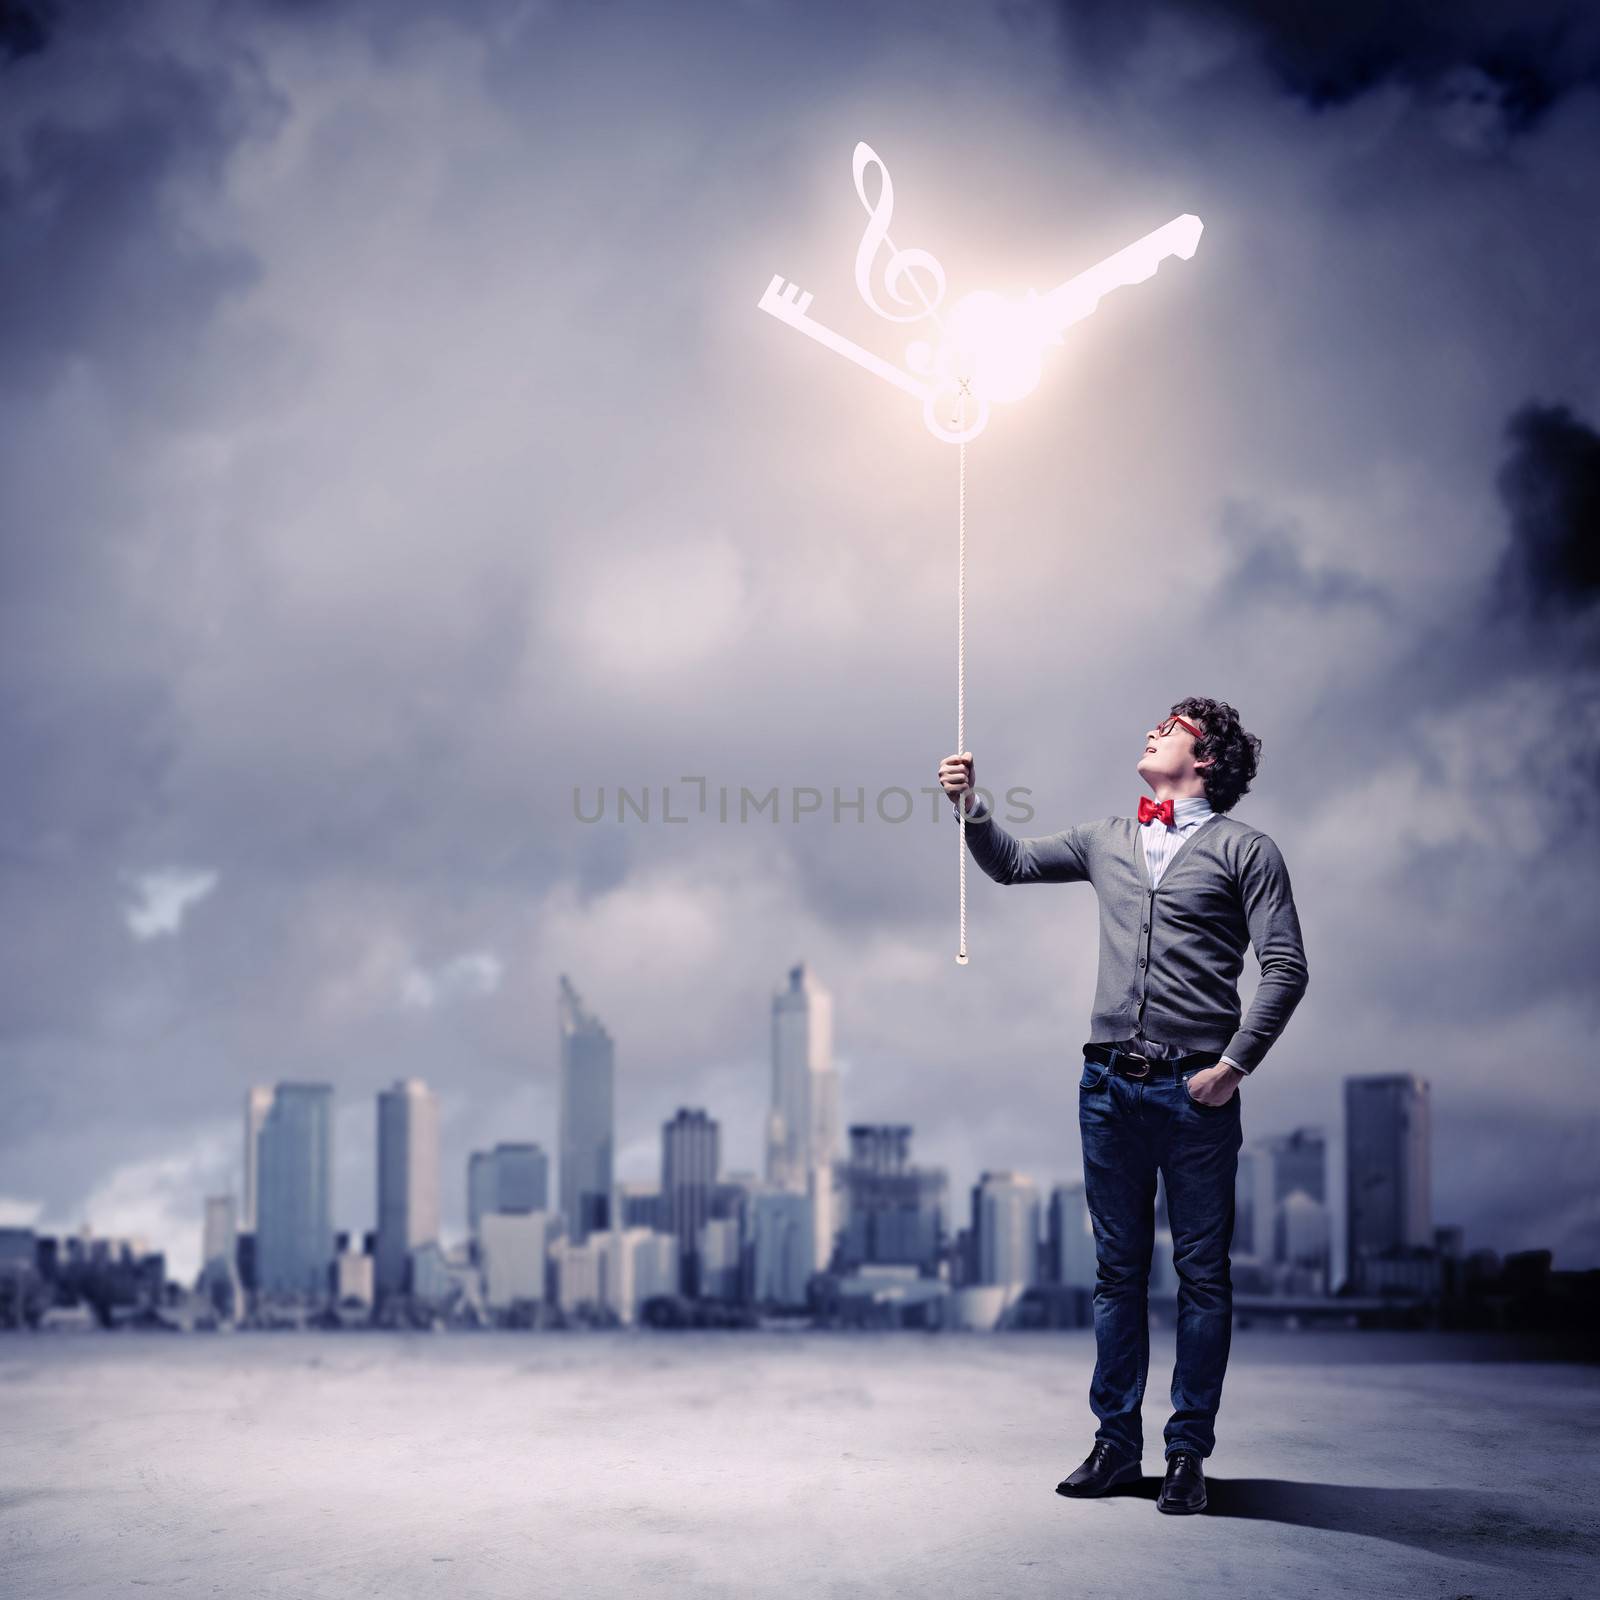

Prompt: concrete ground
xmin=1 ymin=1328 xmax=1595 ymax=1599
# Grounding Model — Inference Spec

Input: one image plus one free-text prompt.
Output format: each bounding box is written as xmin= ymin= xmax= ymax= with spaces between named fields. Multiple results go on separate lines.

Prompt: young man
xmin=937 ymin=698 xmax=1309 ymax=1514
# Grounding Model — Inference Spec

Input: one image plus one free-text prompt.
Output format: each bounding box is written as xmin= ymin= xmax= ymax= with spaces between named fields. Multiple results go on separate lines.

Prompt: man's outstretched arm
xmin=953 ymin=789 xmax=1091 ymax=886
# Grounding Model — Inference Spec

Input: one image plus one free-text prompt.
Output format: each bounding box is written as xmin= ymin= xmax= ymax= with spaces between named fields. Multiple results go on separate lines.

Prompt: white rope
xmin=957 ymin=383 xmax=968 ymax=965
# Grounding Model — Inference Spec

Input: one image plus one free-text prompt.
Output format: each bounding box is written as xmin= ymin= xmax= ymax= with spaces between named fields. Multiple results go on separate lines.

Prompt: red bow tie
xmin=1138 ymin=796 xmax=1175 ymax=827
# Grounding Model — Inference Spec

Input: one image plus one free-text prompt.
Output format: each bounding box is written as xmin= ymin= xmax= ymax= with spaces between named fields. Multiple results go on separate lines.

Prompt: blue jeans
xmin=1077 ymin=1049 xmax=1242 ymax=1462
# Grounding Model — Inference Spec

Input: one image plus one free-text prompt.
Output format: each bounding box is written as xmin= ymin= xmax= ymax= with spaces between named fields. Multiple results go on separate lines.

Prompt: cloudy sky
xmin=2 ymin=0 xmax=1597 ymax=1284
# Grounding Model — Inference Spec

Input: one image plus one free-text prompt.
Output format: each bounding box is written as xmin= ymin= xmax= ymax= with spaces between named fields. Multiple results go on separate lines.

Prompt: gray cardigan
xmin=959 ymin=793 xmax=1309 ymax=1074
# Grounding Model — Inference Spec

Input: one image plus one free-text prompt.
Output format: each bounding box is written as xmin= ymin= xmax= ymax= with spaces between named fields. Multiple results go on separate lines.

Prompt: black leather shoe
xmin=1156 ymin=1450 xmax=1206 ymax=1513
xmin=1055 ymin=1440 xmax=1142 ymax=1497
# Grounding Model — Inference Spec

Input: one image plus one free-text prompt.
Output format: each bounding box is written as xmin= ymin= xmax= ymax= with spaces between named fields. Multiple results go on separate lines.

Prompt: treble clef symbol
xmin=852 ymin=141 xmax=947 ymax=326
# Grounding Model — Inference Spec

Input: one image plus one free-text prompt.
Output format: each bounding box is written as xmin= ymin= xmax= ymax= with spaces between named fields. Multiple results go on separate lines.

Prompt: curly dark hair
xmin=1170 ymin=697 xmax=1261 ymax=814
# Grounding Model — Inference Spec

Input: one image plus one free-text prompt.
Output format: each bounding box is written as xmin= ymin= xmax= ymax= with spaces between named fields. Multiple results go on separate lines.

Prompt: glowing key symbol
xmin=757 ymin=141 xmax=1203 ymax=443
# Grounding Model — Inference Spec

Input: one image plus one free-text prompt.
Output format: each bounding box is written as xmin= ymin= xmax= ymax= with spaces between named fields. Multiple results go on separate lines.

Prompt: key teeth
xmin=758 ymin=273 xmax=814 ymax=315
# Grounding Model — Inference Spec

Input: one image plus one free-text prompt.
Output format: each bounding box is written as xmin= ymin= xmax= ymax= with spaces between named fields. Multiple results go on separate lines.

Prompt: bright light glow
xmin=943 ymin=289 xmax=1050 ymax=403
xmin=757 ymin=141 xmax=1202 ymax=443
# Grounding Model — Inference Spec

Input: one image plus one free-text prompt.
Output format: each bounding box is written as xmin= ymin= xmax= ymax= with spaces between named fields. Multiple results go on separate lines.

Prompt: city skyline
xmin=197 ymin=976 xmax=1455 ymax=1307
xmin=0 ymin=965 xmax=1529 ymax=1292
xmin=6 ymin=956 xmax=1578 ymax=1336
xmin=215 ymin=974 xmax=1349 ymax=1295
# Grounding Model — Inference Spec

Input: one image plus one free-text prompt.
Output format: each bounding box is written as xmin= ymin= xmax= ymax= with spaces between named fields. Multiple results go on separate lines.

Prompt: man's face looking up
xmin=1138 ymin=712 xmax=1209 ymax=792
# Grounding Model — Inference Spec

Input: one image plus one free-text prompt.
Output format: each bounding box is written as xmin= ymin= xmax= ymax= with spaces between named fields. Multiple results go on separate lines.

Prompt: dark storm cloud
xmin=0 ymin=0 xmax=53 ymax=63
xmin=0 ymin=1 xmax=277 ymax=1046
xmin=1251 ymin=389 xmax=1600 ymax=807
xmin=0 ymin=8 xmax=272 ymax=410
xmin=1492 ymin=401 xmax=1600 ymax=623
xmin=1055 ymin=0 xmax=1600 ymax=130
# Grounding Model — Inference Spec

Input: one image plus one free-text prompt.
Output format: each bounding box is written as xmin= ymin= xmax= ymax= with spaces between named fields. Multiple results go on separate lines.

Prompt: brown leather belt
xmin=1083 ymin=1040 xmax=1223 ymax=1080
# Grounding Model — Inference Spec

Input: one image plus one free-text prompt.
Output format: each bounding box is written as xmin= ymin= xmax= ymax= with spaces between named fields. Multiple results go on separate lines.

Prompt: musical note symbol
xmin=755 ymin=140 xmax=1202 ymax=445
xmin=851 ymin=142 xmax=947 ymax=326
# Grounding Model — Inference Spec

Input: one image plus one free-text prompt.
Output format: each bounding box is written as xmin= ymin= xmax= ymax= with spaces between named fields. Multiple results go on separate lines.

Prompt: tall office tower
xmin=1262 ymin=1127 xmax=1328 ymax=1262
xmin=494 ymin=1143 xmax=548 ymax=1212
xmin=376 ymin=1077 xmax=441 ymax=1301
xmin=1280 ymin=1190 xmax=1331 ymax=1276
xmin=837 ymin=1125 xmax=947 ymax=1274
xmin=256 ymin=1083 xmax=335 ymax=1298
xmin=242 ymin=1085 xmax=274 ymax=1233
xmin=1233 ymin=1148 xmax=1264 ymax=1256
xmin=202 ymin=1195 xmax=237 ymax=1267
xmin=662 ymin=1108 xmax=720 ymax=1296
xmin=751 ymin=1189 xmax=813 ymax=1307
xmin=1048 ymin=1182 xmax=1097 ymax=1290
xmin=971 ymin=1171 xmax=1040 ymax=1288
xmin=1344 ymin=1074 xmax=1432 ymax=1285
xmin=558 ymin=975 xmax=615 ymax=1244
xmin=468 ymin=1150 xmax=499 ymax=1243
xmin=195 ymin=1197 xmax=242 ymax=1316
xmin=1272 ymin=1127 xmax=1328 ymax=1203
xmin=469 ymin=1143 xmax=550 ymax=1241
xmin=617 ymin=1181 xmax=663 ymax=1231
xmin=766 ymin=963 xmax=837 ymax=1190
xmin=807 ymin=1160 xmax=837 ymax=1274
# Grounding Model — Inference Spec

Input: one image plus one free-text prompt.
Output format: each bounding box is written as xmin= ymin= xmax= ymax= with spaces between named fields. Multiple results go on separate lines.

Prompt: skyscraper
xmin=662 ymin=1108 xmax=720 ymax=1295
xmin=838 ymin=1125 xmax=946 ymax=1274
xmin=766 ymin=962 xmax=837 ymax=1190
xmin=1345 ymin=1074 xmax=1431 ymax=1286
xmin=1280 ymin=1190 xmax=1331 ymax=1287
xmin=971 ymin=1171 xmax=1040 ymax=1288
xmin=255 ymin=1083 xmax=334 ymax=1298
xmin=494 ymin=1143 xmax=548 ymax=1212
xmin=1048 ymin=1182 xmax=1096 ymax=1290
xmin=468 ymin=1150 xmax=499 ymax=1245
xmin=242 ymin=1085 xmax=274 ymax=1233
xmin=1233 ymin=1147 xmax=1266 ymax=1257
xmin=469 ymin=1143 xmax=550 ymax=1242
xmin=616 ymin=1180 xmax=664 ymax=1231
xmin=558 ymin=975 xmax=614 ymax=1244
xmin=376 ymin=1077 xmax=441 ymax=1301
xmin=751 ymin=1189 xmax=813 ymax=1307
xmin=1261 ymin=1127 xmax=1328 ymax=1263
xmin=202 ymin=1194 xmax=237 ymax=1268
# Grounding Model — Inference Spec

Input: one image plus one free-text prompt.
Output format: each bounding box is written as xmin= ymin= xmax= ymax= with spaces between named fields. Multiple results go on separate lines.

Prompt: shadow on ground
xmin=1089 ymin=1476 xmax=1599 ymax=1571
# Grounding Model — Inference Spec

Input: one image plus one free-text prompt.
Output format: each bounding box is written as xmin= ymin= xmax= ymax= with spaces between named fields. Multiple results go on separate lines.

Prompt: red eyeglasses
xmin=1154 ymin=715 xmax=1204 ymax=740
